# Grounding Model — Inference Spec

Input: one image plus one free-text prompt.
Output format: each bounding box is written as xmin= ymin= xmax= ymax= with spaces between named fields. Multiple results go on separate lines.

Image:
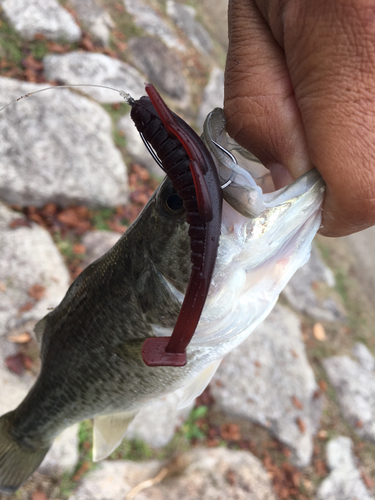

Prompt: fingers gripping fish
xmin=0 ymin=83 xmax=325 ymax=494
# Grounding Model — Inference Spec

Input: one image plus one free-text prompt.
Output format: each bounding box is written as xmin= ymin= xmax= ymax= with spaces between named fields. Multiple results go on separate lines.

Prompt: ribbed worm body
xmin=130 ymin=86 xmax=223 ymax=366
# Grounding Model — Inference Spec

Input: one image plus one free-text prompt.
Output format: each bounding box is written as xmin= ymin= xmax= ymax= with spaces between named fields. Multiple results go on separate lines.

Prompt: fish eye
xmin=166 ymin=193 xmax=184 ymax=211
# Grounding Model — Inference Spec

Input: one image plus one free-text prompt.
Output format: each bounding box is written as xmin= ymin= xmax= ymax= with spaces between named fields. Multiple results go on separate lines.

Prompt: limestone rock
xmin=70 ymin=0 xmax=114 ymax=45
xmin=0 ymin=77 xmax=128 ymax=208
xmin=211 ymin=304 xmax=322 ymax=467
xmin=125 ymin=389 xmax=194 ymax=448
xmin=118 ymin=113 xmax=164 ymax=177
xmin=43 ymin=52 xmax=144 ymax=103
xmin=166 ymin=1 xmax=213 ymax=55
xmin=81 ymin=230 xmax=122 ymax=268
xmin=0 ymin=203 xmax=70 ymax=341
xmin=0 ymin=0 xmax=81 ymax=42
xmin=352 ymin=342 xmax=375 ymax=372
xmin=123 ymin=0 xmax=185 ymax=52
xmin=283 ymin=246 xmax=345 ymax=322
xmin=39 ymin=424 xmax=80 ymax=476
xmin=323 ymin=354 xmax=375 ymax=441
xmin=128 ymin=36 xmax=190 ymax=107
xmin=196 ymin=67 xmax=224 ymax=130
xmin=70 ymin=448 xmax=277 ymax=500
xmin=317 ymin=436 xmax=374 ymax=500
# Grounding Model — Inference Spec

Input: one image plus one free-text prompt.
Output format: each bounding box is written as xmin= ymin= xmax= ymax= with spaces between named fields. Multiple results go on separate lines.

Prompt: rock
xmin=317 ymin=436 xmax=374 ymax=500
xmin=196 ymin=67 xmax=224 ymax=130
xmin=118 ymin=113 xmax=164 ymax=177
xmin=125 ymin=389 xmax=194 ymax=448
xmin=282 ymin=246 xmax=345 ymax=322
xmin=43 ymin=52 xmax=144 ymax=103
xmin=81 ymin=230 xmax=122 ymax=268
xmin=123 ymin=0 xmax=185 ymax=52
xmin=39 ymin=424 xmax=80 ymax=476
xmin=166 ymin=1 xmax=213 ymax=56
xmin=0 ymin=0 xmax=81 ymax=42
xmin=0 ymin=203 xmax=70 ymax=341
xmin=211 ymin=304 xmax=322 ymax=467
xmin=70 ymin=447 xmax=277 ymax=500
xmin=0 ymin=77 xmax=128 ymax=208
xmin=352 ymin=342 xmax=375 ymax=372
xmin=70 ymin=0 xmax=114 ymax=45
xmin=323 ymin=354 xmax=375 ymax=441
xmin=128 ymin=37 xmax=190 ymax=107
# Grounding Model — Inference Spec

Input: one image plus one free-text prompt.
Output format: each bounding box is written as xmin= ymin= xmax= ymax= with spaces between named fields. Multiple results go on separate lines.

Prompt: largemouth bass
xmin=0 ymin=103 xmax=324 ymax=494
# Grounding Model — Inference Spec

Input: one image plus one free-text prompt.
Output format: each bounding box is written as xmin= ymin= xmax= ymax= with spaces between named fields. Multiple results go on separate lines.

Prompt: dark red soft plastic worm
xmin=129 ymin=84 xmax=222 ymax=367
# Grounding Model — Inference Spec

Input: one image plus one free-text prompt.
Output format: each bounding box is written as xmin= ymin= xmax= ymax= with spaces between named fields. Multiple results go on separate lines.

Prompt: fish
xmin=0 ymin=92 xmax=325 ymax=494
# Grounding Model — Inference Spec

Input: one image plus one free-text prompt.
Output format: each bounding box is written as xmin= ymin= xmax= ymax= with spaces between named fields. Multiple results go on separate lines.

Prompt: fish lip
xmin=202 ymin=107 xmax=325 ymax=218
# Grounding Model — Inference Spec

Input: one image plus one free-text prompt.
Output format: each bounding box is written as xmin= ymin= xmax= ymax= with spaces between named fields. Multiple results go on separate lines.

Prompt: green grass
xmin=181 ymin=405 xmax=208 ymax=441
xmin=91 ymin=207 xmax=118 ymax=231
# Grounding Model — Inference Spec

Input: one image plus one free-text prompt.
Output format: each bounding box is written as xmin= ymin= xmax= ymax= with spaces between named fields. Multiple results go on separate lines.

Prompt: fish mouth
xmin=202 ymin=108 xmax=325 ymax=219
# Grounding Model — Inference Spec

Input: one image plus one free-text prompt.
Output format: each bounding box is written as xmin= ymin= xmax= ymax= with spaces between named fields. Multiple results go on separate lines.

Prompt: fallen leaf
xmin=18 ymin=302 xmax=34 ymax=313
xmin=318 ymin=379 xmax=328 ymax=392
xmin=28 ymin=284 xmax=46 ymax=301
xmin=31 ymin=490 xmax=48 ymax=500
xmin=291 ymin=396 xmax=304 ymax=410
xmin=220 ymin=423 xmax=241 ymax=441
xmin=318 ymin=429 xmax=328 ymax=440
xmin=73 ymin=243 xmax=86 ymax=255
xmin=356 ymin=420 xmax=364 ymax=428
xmin=314 ymin=459 xmax=327 ymax=477
xmin=313 ymin=323 xmax=326 ymax=341
xmin=7 ymin=332 xmax=31 ymax=344
xmin=361 ymin=471 xmax=375 ymax=489
xmin=5 ymin=354 xmax=25 ymax=375
xmin=296 ymin=417 xmax=306 ymax=433
xmin=9 ymin=218 xmax=32 ymax=229
xmin=0 ymin=281 xmax=6 ymax=292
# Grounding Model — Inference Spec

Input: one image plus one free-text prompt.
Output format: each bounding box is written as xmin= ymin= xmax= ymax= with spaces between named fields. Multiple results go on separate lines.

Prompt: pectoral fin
xmin=177 ymin=359 xmax=222 ymax=409
xmin=92 ymin=411 xmax=135 ymax=462
xmin=34 ymin=316 xmax=48 ymax=346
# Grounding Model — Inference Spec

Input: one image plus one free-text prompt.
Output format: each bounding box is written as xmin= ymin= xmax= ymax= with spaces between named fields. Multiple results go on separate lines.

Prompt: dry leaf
xmin=31 ymin=490 xmax=48 ymax=500
xmin=318 ymin=429 xmax=328 ymax=440
xmin=318 ymin=379 xmax=328 ymax=392
xmin=73 ymin=243 xmax=86 ymax=255
xmin=296 ymin=417 xmax=306 ymax=433
xmin=28 ymin=284 xmax=46 ymax=301
xmin=0 ymin=281 xmax=6 ymax=292
xmin=7 ymin=332 xmax=31 ymax=344
xmin=313 ymin=323 xmax=327 ymax=341
xmin=18 ymin=302 xmax=34 ymax=313
xmin=291 ymin=396 xmax=304 ymax=410
xmin=220 ymin=423 xmax=241 ymax=441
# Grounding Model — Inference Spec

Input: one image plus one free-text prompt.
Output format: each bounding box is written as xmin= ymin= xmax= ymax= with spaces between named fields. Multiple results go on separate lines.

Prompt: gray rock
xmin=81 ymin=230 xmax=122 ymax=268
xmin=211 ymin=304 xmax=322 ymax=467
xmin=0 ymin=77 xmax=128 ymax=208
xmin=39 ymin=424 xmax=80 ymax=476
xmin=196 ymin=67 xmax=224 ymax=130
xmin=43 ymin=52 xmax=144 ymax=103
xmin=323 ymin=355 xmax=375 ymax=441
xmin=70 ymin=448 xmax=277 ymax=500
xmin=166 ymin=1 xmax=213 ymax=56
xmin=70 ymin=0 xmax=114 ymax=45
xmin=128 ymin=37 xmax=190 ymax=106
xmin=317 ymin=436 xmax=374 ymax=500
xmin=118 ymin=113 xmax=164 ymax=177
xmin=125 ymin=389 xmax=194 ymax=448
xmin=352 ymin=342 xmax=375 ymax=372
xmin=283 ymin=246 xmax=345 ymax=322
xmin=0 ymin=203 xmax=70 ymax=341
xmin=123 ymin=0 xmax=185 ymax=52
xmin=0 ymin=0 xmax=81 ymax=42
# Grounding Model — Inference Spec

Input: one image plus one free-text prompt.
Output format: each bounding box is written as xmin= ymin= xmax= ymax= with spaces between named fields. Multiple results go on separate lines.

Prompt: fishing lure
xmin=129 ymin=85 xmax=223 ymax=367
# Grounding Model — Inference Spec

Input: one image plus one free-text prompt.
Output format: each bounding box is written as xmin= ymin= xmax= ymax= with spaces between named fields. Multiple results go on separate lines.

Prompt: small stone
xmin=352 ymin=342 xmax=375 ymax=372
xmin=70 ymin=0 xmax=114 ymax=46
xmin=128 ymin=37 xmax=190 ymax=107
xmin=323 ymin=355 xmax=375 ymax=442
xmin=317 ymin=436 xmax=374 ymax=500
xmin=123 ymin=0 xmax=185 ymax=52
xmin=1 ymin=0 xmax=81 ymax=42
xmin=166 ymin=1 xmax=213 ymax=55
xmin=43 ymin=52 xmax=145 ymax=103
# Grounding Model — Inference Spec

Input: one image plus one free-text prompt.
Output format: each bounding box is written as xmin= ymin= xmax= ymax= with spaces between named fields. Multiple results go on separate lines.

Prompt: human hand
xmin=224 ymin=0 xmax=375 ymax=236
